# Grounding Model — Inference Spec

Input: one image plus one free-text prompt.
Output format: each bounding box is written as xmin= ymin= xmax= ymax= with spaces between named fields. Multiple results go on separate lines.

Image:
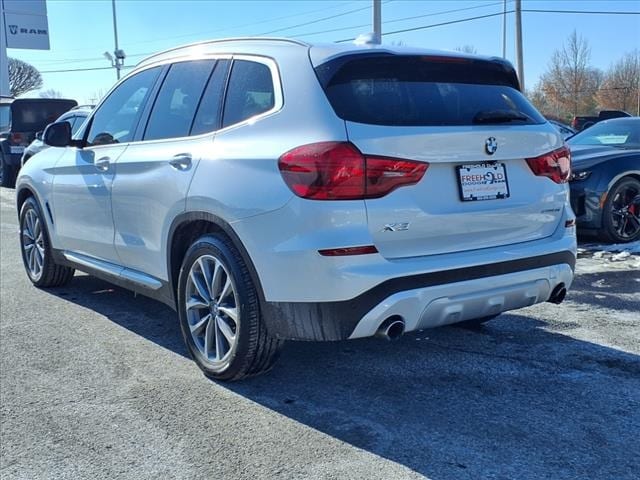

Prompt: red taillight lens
xmin=278 ymin=142 xmax=428 ymax=200
xmin=10 ymin=132 xmax=26 ymax=145
xmin=526 ymin=146 xmax=571 ymax=184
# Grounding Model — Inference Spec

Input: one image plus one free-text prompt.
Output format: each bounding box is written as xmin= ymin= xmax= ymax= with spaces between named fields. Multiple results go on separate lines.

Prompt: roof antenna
xmin=355 ymin=0 xmax=382 ymax=45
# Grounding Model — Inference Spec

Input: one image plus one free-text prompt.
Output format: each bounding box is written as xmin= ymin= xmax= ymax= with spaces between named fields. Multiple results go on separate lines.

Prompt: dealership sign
xmin=2 ymin=0 xmax=49 ymax=50
xmin=4 ymin=12 xmax=49 ymax=49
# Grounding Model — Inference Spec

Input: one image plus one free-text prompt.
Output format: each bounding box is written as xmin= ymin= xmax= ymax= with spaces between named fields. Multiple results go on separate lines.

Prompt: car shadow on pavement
xmin=48 ymin=273 xmax=189 ymax=358
xmin=45 ymin=271 xmax=640 ymax=480
xmin=566 ymin=270 xmax=640 ymax=312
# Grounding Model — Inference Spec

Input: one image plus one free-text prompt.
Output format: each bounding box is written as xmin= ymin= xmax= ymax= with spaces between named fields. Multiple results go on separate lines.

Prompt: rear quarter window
xmin=315 ymin=54 xmax=545 ymax=127
xmin=222 ymin=60 xmax=275 ymax=128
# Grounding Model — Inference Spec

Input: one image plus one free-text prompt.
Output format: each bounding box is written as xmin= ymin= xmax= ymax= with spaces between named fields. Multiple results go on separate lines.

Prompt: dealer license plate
xmin=457 ymin=163 xmax=509 ymax=201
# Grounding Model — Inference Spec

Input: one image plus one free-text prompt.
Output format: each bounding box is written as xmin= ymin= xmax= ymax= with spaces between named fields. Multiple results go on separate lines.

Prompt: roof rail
xmin=136 ymin=37 xmax=310 ymax=67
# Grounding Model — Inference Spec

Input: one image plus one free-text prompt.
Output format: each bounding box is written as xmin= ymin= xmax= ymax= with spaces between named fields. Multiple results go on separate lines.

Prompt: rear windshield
xmin=315 ymin=54 xmax=545 ymax=127
xmin=10 ymin=100 xmax=77 ymax=132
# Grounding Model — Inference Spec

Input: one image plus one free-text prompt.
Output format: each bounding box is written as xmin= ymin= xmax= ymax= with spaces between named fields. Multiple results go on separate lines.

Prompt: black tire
xmin=177 ymin=234 xmax=283 ymax=381
xmin=599 ymin=176 xmax=640 ymax=243
xmin=0 ymin=152 xmax=16 ymax=188
xmin=19 ymin=196 xmax=75 ymax=287
xmin=454 ymin=314 xmax=499 ymax=329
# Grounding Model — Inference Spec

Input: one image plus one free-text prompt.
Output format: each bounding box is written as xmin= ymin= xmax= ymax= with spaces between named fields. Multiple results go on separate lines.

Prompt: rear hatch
xmin=315 ymin=53 xmax=567 ymax=259
xmin=9 ymin=98 xmax=77 ymax=146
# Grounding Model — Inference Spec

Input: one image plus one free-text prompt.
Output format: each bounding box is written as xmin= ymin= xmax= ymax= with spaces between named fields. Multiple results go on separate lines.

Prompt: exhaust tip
xmin=376 ymin=316 xmax=405 ymax=341
xmin=548 ymin=283 xmax=567 ymax=304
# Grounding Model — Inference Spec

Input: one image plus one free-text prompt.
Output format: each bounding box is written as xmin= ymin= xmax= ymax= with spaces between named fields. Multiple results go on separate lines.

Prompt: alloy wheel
xmin=184 ymin=254 xmax=239 ymax=365
xmin=610 ymin=185 xmax=640 ymax=240
xmin=21 ymin=209 xmax=45 ymax=280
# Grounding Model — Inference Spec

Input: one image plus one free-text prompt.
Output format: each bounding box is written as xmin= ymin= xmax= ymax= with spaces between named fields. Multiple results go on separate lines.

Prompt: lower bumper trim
xmin=263 ymin=250 xmax=576 ymax=341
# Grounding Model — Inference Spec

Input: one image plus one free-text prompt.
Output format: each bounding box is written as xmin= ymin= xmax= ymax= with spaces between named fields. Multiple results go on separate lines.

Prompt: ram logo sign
xmin=3 ymin=13 xmax=50 ymax=50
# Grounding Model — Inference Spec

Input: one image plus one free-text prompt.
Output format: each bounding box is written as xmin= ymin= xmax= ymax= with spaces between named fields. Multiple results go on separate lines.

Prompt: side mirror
xmin=43 ymin=121 xmax=72 ymax=147
xmin=35 ymin=131 xmax=43 ymax=141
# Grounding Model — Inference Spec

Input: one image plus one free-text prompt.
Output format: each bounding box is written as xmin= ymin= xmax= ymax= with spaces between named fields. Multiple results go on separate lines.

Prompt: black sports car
xmin=568 ymin=117 xmax=640 ymax=243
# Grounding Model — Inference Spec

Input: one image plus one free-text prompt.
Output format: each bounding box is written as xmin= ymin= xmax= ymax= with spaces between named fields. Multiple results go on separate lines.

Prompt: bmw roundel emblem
xmin=485 ymin=137 xmax=498 ymax=155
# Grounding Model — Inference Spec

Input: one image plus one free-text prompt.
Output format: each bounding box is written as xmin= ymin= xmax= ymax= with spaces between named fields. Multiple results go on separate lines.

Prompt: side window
xmin=144 ymin=60 xmax=215 ymax=141
xmin=64 ymin=116 xmax=77 ymax=133
xmin=86 ymin=67 xmax=160 ymax=146
xmin=222 ymin=60 xmax=275 ymax=128
xmin=191 ymin=60 xmax=230 ymax=136
xmin=71 ymin=115 xmax=88 ymax=135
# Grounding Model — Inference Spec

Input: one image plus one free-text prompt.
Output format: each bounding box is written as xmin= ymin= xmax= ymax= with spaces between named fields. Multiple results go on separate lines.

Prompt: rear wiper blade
xmin=472 ymin=110 xmax=530 ymax=124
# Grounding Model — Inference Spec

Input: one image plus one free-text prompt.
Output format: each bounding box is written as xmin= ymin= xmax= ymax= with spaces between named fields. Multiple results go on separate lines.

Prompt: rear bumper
xmin=263 ymin=251 xmax=575 ymax=341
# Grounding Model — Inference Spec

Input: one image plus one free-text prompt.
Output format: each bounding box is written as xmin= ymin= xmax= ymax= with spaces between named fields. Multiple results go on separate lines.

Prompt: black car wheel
xmin=600 ymin=177 xmax=640 ymax=243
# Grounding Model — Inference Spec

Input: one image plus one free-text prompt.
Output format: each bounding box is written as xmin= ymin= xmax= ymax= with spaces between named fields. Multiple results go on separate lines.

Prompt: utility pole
xmin=514 ymin=0 xmax=524 ymax=90
xmin=373 ymin=0 xmax=382 ymax=44
xmin=110 ymin=0 xmax=125 ymax=80
xmin=502 ymin=0 xmax=507 ymax=58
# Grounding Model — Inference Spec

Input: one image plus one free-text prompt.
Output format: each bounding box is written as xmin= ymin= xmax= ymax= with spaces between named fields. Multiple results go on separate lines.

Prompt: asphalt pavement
xmin=1 ymin=186 xmax=639 ymax=480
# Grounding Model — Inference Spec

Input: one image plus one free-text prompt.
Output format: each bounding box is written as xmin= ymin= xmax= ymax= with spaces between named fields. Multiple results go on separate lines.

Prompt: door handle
xmin=95 ymin=156 xmax=110 ymax=171
xmin=169 ymin=153 xmax=192 ymax=171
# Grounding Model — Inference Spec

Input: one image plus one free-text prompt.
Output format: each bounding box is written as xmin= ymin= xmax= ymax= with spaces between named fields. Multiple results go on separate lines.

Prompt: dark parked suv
xmin=0 ymin=98 xmax=77 ymax=187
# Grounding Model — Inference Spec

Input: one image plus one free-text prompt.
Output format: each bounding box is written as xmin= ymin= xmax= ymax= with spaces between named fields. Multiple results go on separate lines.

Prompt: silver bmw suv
xmin=16 ymin=38 xmax=577 ymax=380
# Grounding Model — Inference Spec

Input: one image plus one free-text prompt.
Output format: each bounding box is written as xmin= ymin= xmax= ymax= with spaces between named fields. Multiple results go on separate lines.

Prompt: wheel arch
xmin=166 ymin=212 xmax=266 ymax=307
xmin=16 ymin=185 xmax=37 ymax=213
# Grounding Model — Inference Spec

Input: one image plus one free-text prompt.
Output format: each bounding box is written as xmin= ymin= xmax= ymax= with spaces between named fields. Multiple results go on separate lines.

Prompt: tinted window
xmin=87 ymin=67 xmax=160 ymax=146
xmin=191 ymin=60 xmax=230 ymax=135
xmin=64 ymin=116 xmax=78 ymax=133
xmin=316 ymin=55 xmax=544 ymax=126
xmin=144 ymin=60 xmax=215 ymax=141
xmin=71 ymin=114 xmax=88 ymax=135
xmin=10 ymin=100 xmax=77 ymax=132
xmin=568 ymin=119 xmax=640 ymax=148
xmin=222 ymin=60 xmax=275 ymax=128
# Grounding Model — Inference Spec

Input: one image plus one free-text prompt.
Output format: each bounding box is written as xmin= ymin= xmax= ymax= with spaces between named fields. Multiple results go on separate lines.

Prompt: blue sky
xmin=8 ymin=0 xmax=640 ymax=103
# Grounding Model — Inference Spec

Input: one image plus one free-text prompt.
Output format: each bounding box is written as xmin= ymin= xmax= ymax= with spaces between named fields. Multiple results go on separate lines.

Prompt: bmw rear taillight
xmin=278 ymin=142 xmax=428 ymax=200
xmin=525 ymin=146 xmax=571 ymax=184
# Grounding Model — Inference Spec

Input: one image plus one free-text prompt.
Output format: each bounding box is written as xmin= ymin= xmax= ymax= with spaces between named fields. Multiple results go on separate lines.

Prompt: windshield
xmin=568 ymin=119 xmax=640 ymax=149
xmin=0 ymin=105 xmax=10 ymax=132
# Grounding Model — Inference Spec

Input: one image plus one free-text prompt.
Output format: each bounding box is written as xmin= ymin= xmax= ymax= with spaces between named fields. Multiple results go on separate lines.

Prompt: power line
xmin=33 ymin=1 xmax=506 ymax=66
xmin=336 ymin=7 xmax=640 ymax=42
xmin=522 ymin=9 xmax=640 ymax=15
xmin=40 ymin=65 xmax=134 ymax=74
xmin=37 ymin=6 xmax=640 ymax=73
xmin=56 ymin=0 xmax=359 ymax=53
xmin=294 ymin=0 xmax=508 ymax=38
xmin=256 ymin=3 xmax=377 ymax=35
xmin=337 ymin=10 xmax=512 ymax=42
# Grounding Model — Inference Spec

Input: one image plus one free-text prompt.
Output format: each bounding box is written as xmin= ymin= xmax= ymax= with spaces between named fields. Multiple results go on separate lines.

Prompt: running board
xmin=62 ymin=251 xmax=163 ymax=290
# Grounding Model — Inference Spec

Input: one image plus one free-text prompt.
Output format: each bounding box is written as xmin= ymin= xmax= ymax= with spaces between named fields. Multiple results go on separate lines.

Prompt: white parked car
xmin=16 ymin=38 xmax=577 ymax=380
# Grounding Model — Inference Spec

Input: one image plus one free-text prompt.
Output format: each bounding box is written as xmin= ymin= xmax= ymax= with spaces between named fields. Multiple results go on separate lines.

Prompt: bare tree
xmin=455 ymin=45 xmax=477 ymax=54
xmin=527 ymin=83 xmax=555 ymax=117
xmin=8 ymin=58 xmax=43 ymax=97
xmin=596 ymin=50 xmax=640 ymax=114
xmin=39 ymin=89 xmax=64 ymax=99
xmin=540 ymin=30 xmax=601 ymax=117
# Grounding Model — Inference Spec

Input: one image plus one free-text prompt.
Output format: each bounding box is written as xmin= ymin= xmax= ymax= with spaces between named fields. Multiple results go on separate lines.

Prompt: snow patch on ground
xmin=576 ymin=240 xmax=640 ymax=273
xmin=579 ymin=240 xmax=640 ymax=254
